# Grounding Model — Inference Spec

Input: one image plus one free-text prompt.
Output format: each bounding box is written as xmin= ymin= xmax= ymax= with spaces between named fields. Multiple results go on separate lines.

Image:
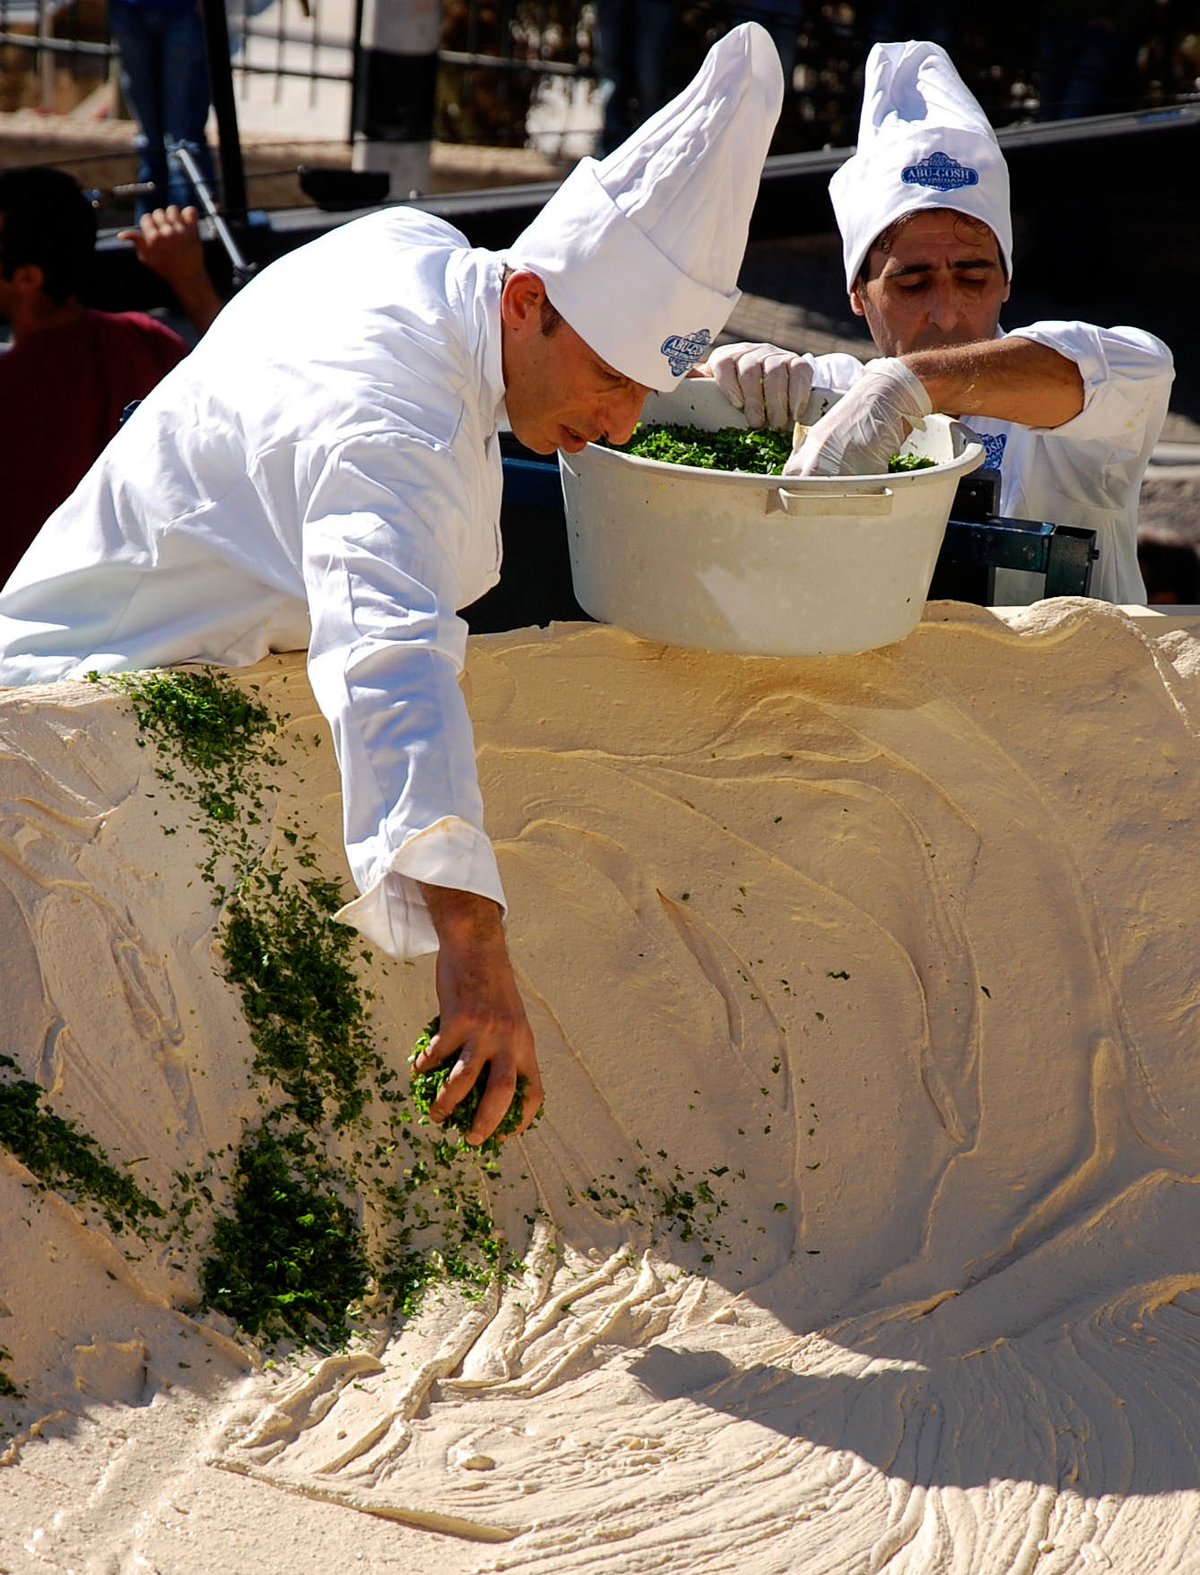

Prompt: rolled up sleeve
xmin=1008 ymin=321 xmax=1174 ymax=454
xmin=301 ymin=432 xmax=505 ymax=958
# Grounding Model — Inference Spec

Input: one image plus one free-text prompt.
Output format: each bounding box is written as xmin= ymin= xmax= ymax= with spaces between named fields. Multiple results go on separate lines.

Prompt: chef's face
xmin=501 ymin=270 xmax=651 ymax=455
xmin=850 ymin=208 xmax=1010 ymax=357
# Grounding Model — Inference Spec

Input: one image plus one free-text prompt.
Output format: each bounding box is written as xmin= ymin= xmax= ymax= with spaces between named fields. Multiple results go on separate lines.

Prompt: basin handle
xmin=770 ymin=487 xmax=895 ymax=517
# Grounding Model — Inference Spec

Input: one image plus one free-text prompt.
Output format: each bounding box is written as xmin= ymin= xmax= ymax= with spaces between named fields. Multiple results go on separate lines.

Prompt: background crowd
xmin=0 ymin=1 xmax=1196 ymax=600
xmin=439 ymin=0 xmax=1199 ymax=149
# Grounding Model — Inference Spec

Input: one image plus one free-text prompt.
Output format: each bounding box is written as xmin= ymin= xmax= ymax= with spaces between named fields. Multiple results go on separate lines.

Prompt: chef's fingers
xmin=739 ymin=363 xmax=768 ymax=429
xmin=707 ymin=346 xmax=747 ymax=411
xmin=789 ymin=359 xmax=815 ymax=424
xmin=423 ymin=1031 xmax=542 ymax=1144
xmin=757 ymin=356 xmax=785 ymax=430
xmin=707 ymin=342 xmax=811 ymax=429
xmin=754 ymin=353 xmax=811 ymax=430
xmin=411 ymin=1018 xmax=456 ymax=1072
xmin=724 ymin=348 xmax=782 ymax=428
xmin=515 ymin=1063 xmax=545 ymax=1134
xmin=419 ymin=1004 xmax=542 ymax=1142
xmin=464 ymin=1033 xmax=544 ymax=1146
xmin=425 ymin=1041 xmax=485 ymax=1127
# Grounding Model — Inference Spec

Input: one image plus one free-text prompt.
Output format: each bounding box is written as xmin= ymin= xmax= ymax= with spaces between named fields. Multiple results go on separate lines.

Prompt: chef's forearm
xmin=419 ymin=882 xmax=509 ymax=961
xmin=903 ymin=338 xmax=1085 ymax=430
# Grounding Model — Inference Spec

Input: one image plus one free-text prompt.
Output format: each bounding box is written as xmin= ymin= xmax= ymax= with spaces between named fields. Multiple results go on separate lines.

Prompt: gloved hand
xmin=784 ymin=357 xmax=932 ymax=478
xmin=705 ymin=341 xmax=815 ymax=431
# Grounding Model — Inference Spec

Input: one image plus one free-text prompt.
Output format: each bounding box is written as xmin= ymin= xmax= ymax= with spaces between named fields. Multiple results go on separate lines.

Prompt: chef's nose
xmin=927 ymin=284 xmax=965 ymax=333
xmin=602 ymin=385 xmax=646 ymax=446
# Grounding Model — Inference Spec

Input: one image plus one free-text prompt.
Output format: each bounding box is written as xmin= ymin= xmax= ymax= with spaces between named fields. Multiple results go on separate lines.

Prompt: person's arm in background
xmin=119 ymin=205 xmax=224 ymax=338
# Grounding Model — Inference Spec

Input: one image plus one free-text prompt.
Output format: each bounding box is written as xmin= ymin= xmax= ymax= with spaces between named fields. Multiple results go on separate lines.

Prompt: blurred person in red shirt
xmin=0 ymin=167 xmax=221 ymax=583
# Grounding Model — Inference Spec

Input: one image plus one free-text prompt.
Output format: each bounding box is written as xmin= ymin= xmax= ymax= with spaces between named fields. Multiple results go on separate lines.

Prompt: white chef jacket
xmin=0 ymin=207 xmax=511 ymax=959
xmin=803 ymin=321 xmax=1174 ymax=604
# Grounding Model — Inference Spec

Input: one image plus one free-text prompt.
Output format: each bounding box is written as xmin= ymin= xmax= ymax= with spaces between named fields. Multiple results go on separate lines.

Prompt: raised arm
xmin=119 ymin=205 xmax=224 ymax=338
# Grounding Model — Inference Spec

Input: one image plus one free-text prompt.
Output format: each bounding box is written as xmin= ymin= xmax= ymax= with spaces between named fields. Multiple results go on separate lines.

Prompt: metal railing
xmin=225 ymin=0 xmax=354 ymax=106
xmin=0 ymin=2 xmax=1194 ymax=147
xmin=0 ymin=0 xmax=112 ymax=115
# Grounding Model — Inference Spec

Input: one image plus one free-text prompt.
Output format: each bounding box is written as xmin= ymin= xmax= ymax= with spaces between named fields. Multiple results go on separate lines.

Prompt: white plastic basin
xmin=559 ymin=380 xmax=985 ymax=656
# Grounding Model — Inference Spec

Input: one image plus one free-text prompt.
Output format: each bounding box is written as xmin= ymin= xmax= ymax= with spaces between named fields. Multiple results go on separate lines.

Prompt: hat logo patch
xmin=661 ymin=329 xmax=712 ymax=377
xmin=901 ymin=150 xmax=980 ymax=192
xmin=980 ymin=432 xmax=1008 ymax=469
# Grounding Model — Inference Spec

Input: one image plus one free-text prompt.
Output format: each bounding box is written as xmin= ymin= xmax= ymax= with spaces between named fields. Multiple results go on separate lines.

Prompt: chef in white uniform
xmin=704 ymin=39 xmax=1174 ymax=605
xmin=0 ymin=25 xmax=784 ymax=1141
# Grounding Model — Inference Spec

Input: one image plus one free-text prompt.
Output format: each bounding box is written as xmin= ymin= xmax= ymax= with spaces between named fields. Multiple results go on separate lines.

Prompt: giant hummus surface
xmin=1 ymin=602 xmax=1199 ymax=1573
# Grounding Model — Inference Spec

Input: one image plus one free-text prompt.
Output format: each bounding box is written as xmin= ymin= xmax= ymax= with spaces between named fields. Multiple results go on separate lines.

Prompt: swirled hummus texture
xmin=2 ymin=601 xmax=1200 ymax=1572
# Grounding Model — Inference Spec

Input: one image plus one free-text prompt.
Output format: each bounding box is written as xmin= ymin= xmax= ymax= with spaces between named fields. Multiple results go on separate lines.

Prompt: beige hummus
xmin=1 ymin=600 xmax=1199 ymax=1573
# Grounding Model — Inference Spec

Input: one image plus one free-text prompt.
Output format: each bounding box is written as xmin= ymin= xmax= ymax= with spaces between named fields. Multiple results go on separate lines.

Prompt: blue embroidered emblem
xmin=980 ymin=432 xmax=1008 ymax=469
xmin=661 ymin=329 xmax=711 ymax=377
xmin=901 ymin=150 xmax=980 ymax=192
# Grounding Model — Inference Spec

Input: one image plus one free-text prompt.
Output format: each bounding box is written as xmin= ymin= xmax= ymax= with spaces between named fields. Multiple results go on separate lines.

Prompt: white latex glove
xmin=784 ymin=357 xmax=932 ymax=478
xmin=705 ymin=341 xmax=815 ymax=430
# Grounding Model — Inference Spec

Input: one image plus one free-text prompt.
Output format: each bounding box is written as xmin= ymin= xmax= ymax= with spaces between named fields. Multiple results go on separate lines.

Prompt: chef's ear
xmin=500 ymin=268 xmax=548 ymax=331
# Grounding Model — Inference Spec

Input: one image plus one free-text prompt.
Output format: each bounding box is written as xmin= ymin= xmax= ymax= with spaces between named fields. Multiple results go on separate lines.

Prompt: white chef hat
xmin=504 ymin=22 xmax=783 ymax=392
xmin=830 ymin=40 xmax=1013 ymax=291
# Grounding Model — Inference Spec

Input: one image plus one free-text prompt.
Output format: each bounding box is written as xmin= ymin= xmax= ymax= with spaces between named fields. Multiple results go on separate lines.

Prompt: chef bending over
xmin=0 ymin=26 xmax=784 ymax=1142
xmin=703 ymin=39 xmax=1174 ymax=606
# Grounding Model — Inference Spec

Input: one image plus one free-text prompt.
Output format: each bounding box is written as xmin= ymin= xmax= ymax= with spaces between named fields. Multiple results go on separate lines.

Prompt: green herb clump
xmin=86 ymin=667 xmax=284 ymax=901
xmin=408 ymin=1018 xmax=532 ymax=1157
xmin=222 ymin=865 xmax=377 ymax=1129
xmin=0 ymin=1054 xmax=164 ymax=1234
xmin=74 ymin=670 xmax=532 ymax=1354
xmin=87 ymin=668 xmax=279 ymax=830
xmin=622 ymin=423 xmax=793 ymax=474
xmin=201 ymin=1124 xmax=370 ymax=1347
xmin=619 ymin=422 xmax=937 ymax=476
xmin=0 ymin=1347 xmax=23 ymax=1400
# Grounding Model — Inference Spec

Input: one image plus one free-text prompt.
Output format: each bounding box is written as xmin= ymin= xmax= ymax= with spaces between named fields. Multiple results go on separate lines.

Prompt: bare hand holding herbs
xmin=410 ymin=1016 xmax=535 ymax=1157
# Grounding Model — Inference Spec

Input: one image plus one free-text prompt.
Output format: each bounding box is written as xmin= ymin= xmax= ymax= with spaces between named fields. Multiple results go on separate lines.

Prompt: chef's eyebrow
xmin=591 ymin=352 xmax=640 ymax=390
xmin=886 ymin=256 xmax=1001 ymax=278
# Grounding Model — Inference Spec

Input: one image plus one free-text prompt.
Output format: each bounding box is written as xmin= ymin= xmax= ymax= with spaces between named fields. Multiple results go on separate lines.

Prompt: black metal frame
xmin=928 ymin=467 xmax=1098 ymax=602
xmin=200 ymin=0 xmax=248 ymax=219
xmin=931 ymin=519 xmax=1098 ymax=603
